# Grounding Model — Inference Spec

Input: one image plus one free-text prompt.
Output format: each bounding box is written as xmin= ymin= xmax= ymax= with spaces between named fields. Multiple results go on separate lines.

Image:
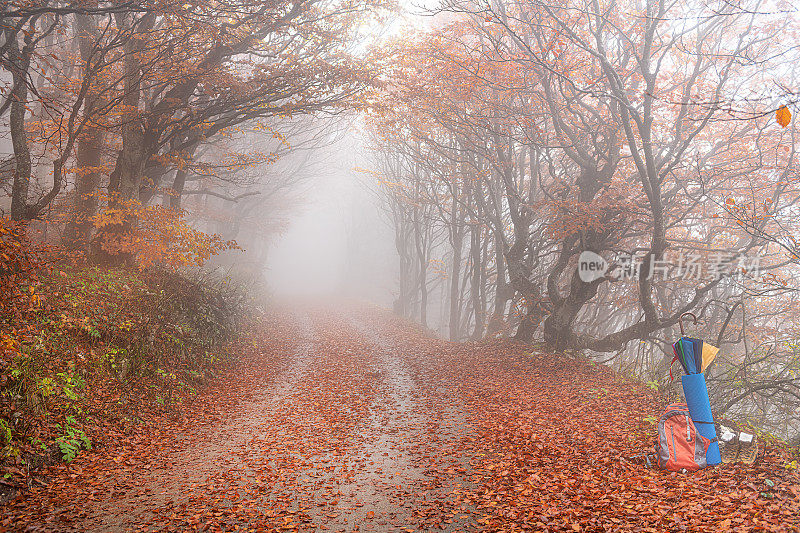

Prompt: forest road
xmin=56 ymin=305 xmax=477 ymax=532
xmin=7 ymin=304 xmax=796 ymax=532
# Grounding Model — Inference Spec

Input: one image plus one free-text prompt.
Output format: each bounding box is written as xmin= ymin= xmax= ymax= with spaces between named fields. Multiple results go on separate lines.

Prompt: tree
xmin=2 ymin=0 xmax=387 ymax=267
xmin=371 ymin=0 xmax=798 ymax=352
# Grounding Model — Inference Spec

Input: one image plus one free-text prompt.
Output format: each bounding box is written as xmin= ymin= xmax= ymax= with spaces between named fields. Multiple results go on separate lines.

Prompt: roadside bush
xmin=0 ymin=261 xmax=255 ymax=486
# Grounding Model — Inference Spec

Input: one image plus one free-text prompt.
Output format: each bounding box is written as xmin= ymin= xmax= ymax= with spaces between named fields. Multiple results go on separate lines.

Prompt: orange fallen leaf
xmin=777 ymin=105 xmax=792 ymax=128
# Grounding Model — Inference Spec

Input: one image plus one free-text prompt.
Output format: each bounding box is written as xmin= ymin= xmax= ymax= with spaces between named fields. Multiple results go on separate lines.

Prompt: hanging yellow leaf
xmin=776 ymin=105 xmax=792 ymax=128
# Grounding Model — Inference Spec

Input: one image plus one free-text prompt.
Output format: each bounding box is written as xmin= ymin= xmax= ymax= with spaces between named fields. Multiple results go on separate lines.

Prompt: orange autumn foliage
xmin=776 ymin=105 xmax=792 ymax=128
xmin=92 ymin=197 xmax=239 ymax=269
xmin=542 ymin=184 xmax=642 ymax=240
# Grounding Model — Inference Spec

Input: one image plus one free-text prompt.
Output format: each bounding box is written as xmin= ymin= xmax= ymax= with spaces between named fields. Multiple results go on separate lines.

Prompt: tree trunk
xmin=417 ymin=245 xmax=428 ymax=329
xmin=542 ymin=265 xmax=603 ymax=350
xmin=514 ymin=299 xmax=545 ymax=343
xmin=64 ymin=124 xmax=104 ymax=249
xmin=470 ymin=223 xmax=485 ymax=339
xmin=92 ymin=12 xmax=153 ymax=264
xmin=7 ymin=28 xmax=32 ymax=221
xmin=448 ymin=238 xmax=462 ymax=341
xmin=170 ymin=168 xmax=188 ymax=209
xmin=487 ymin=229 xmax=509 ymax=335
xmin=393 ymin=213 xmax=412 ymax=317
xmin=448 ymin=195 xmax=464 ymax=341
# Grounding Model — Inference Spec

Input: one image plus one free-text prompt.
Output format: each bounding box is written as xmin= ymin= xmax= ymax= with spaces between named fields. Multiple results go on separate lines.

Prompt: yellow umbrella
xmin=701 ymin=342 xmax=719 ymax=372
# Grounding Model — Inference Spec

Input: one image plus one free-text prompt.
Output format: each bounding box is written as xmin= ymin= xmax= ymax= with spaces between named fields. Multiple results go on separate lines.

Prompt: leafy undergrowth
xmin=0 ymin=263 xmax=250 ymax=500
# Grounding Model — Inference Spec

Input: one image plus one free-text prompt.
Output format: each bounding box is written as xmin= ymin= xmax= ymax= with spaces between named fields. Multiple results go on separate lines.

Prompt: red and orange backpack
xmin=655 ymin=403 xmax=714 ymax=471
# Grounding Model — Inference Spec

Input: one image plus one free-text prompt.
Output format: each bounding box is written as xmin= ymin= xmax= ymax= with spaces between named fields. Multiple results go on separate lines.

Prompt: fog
xmin=264 ymin=126 xmax=397 ymax=308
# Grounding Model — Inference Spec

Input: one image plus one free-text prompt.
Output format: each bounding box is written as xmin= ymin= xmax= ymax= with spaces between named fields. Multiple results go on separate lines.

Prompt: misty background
xmin=260 ymin=122 xmax=397 ymax=309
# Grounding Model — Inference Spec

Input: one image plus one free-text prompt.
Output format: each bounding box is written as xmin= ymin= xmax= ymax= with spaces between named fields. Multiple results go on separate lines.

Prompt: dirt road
xmin=4 ymin=305 xmax=798 ymax=532
xmin=8 ymin=307 xmax=477 ymax=532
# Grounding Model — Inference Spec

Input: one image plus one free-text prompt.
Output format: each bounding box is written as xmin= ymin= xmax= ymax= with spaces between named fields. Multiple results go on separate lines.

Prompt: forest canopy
xmin=2 ymin=0 xmax=800 ymax=442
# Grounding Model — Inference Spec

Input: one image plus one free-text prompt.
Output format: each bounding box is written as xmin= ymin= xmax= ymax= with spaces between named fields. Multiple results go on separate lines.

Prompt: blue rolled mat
xmin=681 ymin=373 xmax=721 ymax=465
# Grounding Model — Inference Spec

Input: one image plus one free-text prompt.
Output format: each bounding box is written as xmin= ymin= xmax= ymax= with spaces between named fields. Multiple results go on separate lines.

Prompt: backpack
xmin=655 ymin=403 xmax=713 ymax=471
